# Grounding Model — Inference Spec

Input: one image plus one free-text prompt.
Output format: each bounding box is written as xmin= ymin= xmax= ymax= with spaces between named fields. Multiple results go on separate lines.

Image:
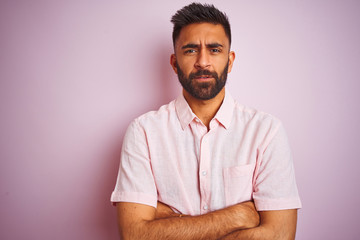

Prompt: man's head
xmin=170 ymin=3 xmax=235 ymax=100
xmin=171 ymin=3 xmax=231 ymax=48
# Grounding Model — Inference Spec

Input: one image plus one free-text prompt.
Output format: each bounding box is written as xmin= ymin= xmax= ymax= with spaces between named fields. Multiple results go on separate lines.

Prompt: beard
xmin=176 ymin=62 xmax=229 ymax=100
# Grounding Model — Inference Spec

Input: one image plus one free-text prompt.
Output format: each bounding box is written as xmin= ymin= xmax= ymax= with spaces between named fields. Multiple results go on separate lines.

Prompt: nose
xmin=194 ymin=49 xmax=210 ymax=69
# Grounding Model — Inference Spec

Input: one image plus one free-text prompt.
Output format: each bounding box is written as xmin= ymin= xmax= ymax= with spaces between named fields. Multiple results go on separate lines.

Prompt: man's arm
xmin=117 ymin=201 xmax=260 ymax=240
xmin=219 ymin=209 xmax=298 ymax=240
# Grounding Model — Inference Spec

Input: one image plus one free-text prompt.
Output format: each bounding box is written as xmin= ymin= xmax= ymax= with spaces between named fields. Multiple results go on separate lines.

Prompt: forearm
xmin=219 ymin=209 xmax=297 ymax=240
xmin=136 ymin=210 xmax=237 ymax=240
xmin=119 ymin=202 xmax=259 ymax=240
xmin=219 ymin=225 xmax=273 ymax=240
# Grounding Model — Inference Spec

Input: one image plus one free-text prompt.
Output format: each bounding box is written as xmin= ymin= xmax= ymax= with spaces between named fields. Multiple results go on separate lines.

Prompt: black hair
xmin=171 ymin=2 xmax=231 ymax=48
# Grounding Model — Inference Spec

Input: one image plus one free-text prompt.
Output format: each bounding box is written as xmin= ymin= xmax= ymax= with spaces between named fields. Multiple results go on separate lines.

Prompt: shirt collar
xmin=175 ymin=88 xmax=235 ymax=130
xmin=175 ymin=93 xmax=197 ymax=130
xmin=213 ymin=90 xmax=235 ymax=129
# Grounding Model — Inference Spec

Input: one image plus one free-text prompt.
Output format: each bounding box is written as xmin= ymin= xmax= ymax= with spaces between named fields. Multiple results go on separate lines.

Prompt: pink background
xmin=1 ymin=0 xmax=359 ymax=239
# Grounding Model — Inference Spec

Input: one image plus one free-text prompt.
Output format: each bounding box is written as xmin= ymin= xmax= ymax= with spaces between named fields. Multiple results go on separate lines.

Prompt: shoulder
xmin=230 ymin=100 xmax=287 ymax=149
xmin=233 ymin=101 xmax=282 ymax=129
xmin=130 ymin=100 xmax=178 ymax=130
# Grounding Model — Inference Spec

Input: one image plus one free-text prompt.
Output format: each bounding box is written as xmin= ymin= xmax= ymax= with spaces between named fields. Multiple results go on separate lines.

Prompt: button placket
xmin=199 ymin=132 xmax=211 ymax=214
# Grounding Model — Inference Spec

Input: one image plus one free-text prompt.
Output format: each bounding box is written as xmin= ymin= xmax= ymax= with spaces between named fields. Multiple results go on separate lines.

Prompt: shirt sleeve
xmin=253 ymin=122 xmax=302 ymax=211
xmin=110 ymin=119 xmax=157 ymax=208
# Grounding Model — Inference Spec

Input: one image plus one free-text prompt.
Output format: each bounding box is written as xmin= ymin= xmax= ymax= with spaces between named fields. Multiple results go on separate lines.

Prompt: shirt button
xmin=203 ymin=205 xmax=208 ymax=210
xmin=202 ymin=171 xmax=207 ymax=176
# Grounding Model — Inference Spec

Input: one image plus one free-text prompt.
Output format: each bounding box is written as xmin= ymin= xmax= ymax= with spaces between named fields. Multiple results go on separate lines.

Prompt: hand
xmin=155 ymin=201 xmax=181 ymax=219
xmin=238 ymin=201 xmax=260 ymax=229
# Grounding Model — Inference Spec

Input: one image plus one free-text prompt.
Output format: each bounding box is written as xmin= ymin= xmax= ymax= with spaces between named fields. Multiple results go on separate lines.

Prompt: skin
xmin=170 ymin=23 xmax=235 ymax=128
xmin=117 ymin=201 xmax=259 ymax=240
xmin=117 ymin=22 xmax=298 ymax=240
xmin=156 ymin=203 xmax=298 ymax=240
xmin=219 ymin=209 xmax=298 ymax=240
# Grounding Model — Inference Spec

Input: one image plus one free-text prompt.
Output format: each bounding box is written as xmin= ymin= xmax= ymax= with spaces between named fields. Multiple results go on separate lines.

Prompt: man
xmin=111 ymin=3 xmax=301 ymax=240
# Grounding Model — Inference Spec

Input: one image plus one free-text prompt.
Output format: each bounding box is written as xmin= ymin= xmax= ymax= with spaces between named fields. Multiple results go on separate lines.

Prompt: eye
xmin=184 ymin=49 xmax=196 ymax=54
xmin=210 ymin=48 xmax=221 ymax=53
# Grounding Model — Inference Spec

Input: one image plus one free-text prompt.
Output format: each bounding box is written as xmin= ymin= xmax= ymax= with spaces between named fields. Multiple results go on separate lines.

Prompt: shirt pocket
xmin=223 ymin=163 xmax=255 ymax=207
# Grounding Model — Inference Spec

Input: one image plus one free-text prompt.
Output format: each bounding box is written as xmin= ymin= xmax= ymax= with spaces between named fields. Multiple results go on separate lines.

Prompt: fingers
xmin=155 ymin=201 xmax=177 ymax=219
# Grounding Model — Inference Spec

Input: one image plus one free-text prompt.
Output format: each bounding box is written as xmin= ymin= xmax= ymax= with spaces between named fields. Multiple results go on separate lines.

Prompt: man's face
xmin=171 ymin=23 xmax=235 ymax=100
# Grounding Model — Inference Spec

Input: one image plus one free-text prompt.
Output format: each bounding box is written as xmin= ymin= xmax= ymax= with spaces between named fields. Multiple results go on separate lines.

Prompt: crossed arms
xmin=116 ymin=201 xmax=297 ymax=240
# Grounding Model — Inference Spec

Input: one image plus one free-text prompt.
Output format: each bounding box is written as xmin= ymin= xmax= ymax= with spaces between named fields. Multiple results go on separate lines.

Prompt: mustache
xmin=189 ymin=70 xmax=218 ymax=79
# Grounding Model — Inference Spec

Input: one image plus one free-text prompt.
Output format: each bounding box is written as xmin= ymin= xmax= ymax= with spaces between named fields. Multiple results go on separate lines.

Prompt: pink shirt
xmin=111 ymin=90 xmax=301 ymax=215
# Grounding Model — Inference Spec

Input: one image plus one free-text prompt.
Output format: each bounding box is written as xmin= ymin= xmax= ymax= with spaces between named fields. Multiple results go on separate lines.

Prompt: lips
xmin=194 ymin=76 xmax=214 ymax=82
xmin=195 ymin=75 xmax=211 ymax=78
xmin=189 ymin=70 xmax=218 ymax=82
xmin=194 ymin=75 xmax=214 ymax=80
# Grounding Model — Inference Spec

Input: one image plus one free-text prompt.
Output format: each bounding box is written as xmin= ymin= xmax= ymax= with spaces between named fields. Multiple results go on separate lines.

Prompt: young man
xmin=111 ymin=3 xmax=301 ymax=240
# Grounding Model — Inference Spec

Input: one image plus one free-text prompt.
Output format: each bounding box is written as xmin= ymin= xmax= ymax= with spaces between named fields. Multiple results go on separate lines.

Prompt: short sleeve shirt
xmin=111 ymin=90 xmax=302 ymax=215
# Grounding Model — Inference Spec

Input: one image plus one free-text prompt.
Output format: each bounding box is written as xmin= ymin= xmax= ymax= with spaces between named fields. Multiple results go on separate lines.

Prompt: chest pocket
xmin=223 ymin=163 xmax=255 ymax=207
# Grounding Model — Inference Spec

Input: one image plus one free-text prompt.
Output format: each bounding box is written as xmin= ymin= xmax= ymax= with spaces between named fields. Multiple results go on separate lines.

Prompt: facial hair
xmin=176 ymin=62 xmax=229 ymax=100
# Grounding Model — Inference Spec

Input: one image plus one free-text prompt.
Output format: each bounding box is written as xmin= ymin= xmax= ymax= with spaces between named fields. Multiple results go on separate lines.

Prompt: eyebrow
xmin=207 ymin=43 xmax=223 ymax=48
xmin=181 ymin=43 xmax=224 ymax=49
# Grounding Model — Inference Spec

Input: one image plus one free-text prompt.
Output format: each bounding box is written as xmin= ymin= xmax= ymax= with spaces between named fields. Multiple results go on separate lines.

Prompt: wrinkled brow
xmin=181 ymin=43 xmax=223 ymax=49
xmin=181 ymin=43 xmax=199 ymax=49
xmin=206 ymin=43 xmax=223 ymax=48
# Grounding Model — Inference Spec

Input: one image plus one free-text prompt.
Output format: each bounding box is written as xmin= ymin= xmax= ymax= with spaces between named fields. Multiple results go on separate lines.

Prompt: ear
xmin=227 ymin=51 xmax=236 ymax=73
xmin=170 ymin=54 xmax=178 ymax=74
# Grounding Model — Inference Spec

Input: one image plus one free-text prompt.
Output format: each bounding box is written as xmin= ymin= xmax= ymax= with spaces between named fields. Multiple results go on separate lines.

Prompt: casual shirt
xmin=111 ymin=90 xmax=301 ymax=215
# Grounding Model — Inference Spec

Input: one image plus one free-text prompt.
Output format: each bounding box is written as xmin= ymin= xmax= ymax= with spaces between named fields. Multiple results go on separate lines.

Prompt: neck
xmin=183 ymin=88 xmax=225 ymax=129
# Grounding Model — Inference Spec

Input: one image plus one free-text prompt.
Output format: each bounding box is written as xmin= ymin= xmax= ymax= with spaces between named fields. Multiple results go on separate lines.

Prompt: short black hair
xmin=171 ymin=3 xmax=231 ymax=48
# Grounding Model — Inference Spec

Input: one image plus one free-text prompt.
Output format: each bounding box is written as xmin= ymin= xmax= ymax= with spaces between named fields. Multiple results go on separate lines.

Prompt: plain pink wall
xmin=1 ymin=0 xmax=359 ymax=239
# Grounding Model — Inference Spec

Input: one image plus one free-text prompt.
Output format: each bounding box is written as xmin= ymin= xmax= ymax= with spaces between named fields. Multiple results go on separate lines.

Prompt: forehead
xmin=175 ymin=23 xmax=229 ymax=48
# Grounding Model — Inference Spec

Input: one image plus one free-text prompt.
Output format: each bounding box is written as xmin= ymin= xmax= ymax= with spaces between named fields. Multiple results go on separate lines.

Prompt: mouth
xmin=194 ymin=75 xmax=214 ymax=81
